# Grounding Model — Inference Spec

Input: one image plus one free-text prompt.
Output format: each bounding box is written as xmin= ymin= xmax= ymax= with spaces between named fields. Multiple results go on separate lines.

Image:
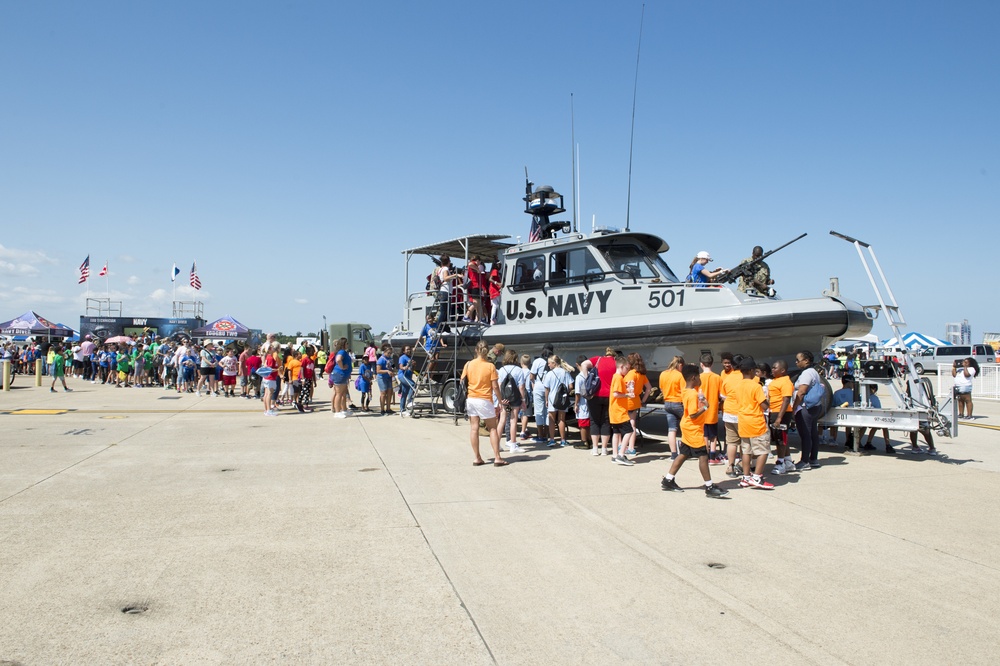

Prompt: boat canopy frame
xmin=400 ymin=234 xmax=513 ymax=314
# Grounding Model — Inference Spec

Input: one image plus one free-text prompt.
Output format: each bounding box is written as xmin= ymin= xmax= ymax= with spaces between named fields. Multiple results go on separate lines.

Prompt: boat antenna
xmin=625 ymin=3 xmax=645 ymax=232
xmin=571 ymin=93 xmax=578 ymax=233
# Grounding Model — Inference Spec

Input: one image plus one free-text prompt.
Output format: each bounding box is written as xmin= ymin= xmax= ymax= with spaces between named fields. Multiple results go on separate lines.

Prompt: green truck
xmin=326 ymin=322 xmax=375 ymax=357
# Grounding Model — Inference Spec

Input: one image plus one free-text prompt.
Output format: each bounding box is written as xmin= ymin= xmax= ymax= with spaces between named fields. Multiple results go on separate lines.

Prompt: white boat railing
xmin=935 ymin=363 xmax=1000 ymax=401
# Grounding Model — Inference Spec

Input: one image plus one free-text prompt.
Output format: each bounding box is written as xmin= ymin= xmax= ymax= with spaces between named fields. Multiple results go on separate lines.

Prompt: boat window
xmin=510 ymin=254 xmax=545 ymax=292
xmin=549 ymin=248 xmax=603 ymax=286
xmin=597 ymin=243 xmax=666 ymax=280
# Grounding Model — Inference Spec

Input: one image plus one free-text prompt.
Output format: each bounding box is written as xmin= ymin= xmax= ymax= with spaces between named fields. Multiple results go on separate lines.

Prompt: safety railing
xmin=935 ymin=363 xmax=1000 ymax=401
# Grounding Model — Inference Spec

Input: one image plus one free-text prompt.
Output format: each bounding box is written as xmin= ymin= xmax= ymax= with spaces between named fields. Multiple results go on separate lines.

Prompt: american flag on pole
xmin=78 ymin=256 xmax=90 ymax=284
xmin=528 ymin=218 xmax=541 ymax=243
xmin=190 ymin=261 xmax=202 ymax=290
xmin=98 ymin=262 xmax=108 ymax=277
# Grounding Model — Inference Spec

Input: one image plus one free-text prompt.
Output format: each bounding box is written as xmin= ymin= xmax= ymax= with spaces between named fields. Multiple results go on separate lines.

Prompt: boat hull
xmin=389 ymin=291 xmax=871 ymax=379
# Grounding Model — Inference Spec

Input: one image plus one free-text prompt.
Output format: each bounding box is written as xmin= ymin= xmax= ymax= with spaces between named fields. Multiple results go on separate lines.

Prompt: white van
xmin=911 ymin=344 xmax=996 ymax=375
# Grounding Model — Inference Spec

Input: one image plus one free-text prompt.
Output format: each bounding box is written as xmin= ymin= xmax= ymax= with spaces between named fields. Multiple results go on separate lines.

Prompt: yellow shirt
xmin=768 ymin=375 xmax=794 ymax=414
xmin=720 ymin=369 xmax=743 ymax=415
xmin=680 ymin=388 xmax=706 ymax=448
xmin=609 ymin=373 xmax=630 ymax=424
xmin=658 ymin=368 xmax=685 ymax=403
xmin=625 ymin=370 xmax=649 ymax=411
xmin=736 ymin=378 xmax=768 ymax=438
xmin=461 ymin=358 xmax=498 ymax=400
xmin=700 ymin=371 xmax=721 ymax=424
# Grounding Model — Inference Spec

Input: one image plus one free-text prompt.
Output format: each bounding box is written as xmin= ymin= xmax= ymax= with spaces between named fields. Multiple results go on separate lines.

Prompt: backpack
xmin=500 ymin=369 xmax=521 ymax=407
xmin=802 ymin=377 xmax=826 ymax=408
xmin=553 ymin=381 xmax=571 ymax=411
xmin=581 ymin=367 xmax=601 ymax=400
xmin=453 ymin=378 xmax=468 ymax=413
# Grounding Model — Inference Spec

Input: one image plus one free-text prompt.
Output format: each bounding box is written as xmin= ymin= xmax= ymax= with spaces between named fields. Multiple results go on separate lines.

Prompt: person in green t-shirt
xmin=117 ymin=351 xmax=131 ymax=387
xmin=49 ymin=344 xmax=72 ymax=393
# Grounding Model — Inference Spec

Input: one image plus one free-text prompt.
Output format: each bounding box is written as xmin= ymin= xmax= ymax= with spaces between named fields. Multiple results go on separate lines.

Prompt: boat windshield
xmin=597 ymin=243 xmax=680 ymax=282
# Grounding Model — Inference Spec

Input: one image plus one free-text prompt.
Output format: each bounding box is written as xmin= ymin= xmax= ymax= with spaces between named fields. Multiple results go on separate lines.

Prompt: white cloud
xmin=0 ymin=260 xmax=40 ymax=276
xmin=0 ymin=244 xmax=57 ymax=276
xmin=5 ymin=285 xmax=69 ymax=305
xmin=127 ymin=275 xmax=140 ymax=285
xmin=295 ymin=298 xmax=309 ymax=304
xmin=119 ymin=254 xmax=137 ymax=264
xmin=0 ymin=244 xmax=58 ymax=264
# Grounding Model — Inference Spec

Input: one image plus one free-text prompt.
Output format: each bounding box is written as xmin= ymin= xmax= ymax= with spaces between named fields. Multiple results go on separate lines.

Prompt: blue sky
xmin=1 ymin=1 xmax=996 ymax=341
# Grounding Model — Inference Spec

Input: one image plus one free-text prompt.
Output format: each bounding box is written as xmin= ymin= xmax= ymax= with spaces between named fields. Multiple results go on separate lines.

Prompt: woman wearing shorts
xmin=261 ymin=343 xmax=280 ymax=415
xmin=658 ymin=355 xmax=685 ymax=458
xmin=329 ymin=337 xmax=353 ymax=418
xmin=462 ymin=341 xmax=506 ymax=467
xmin=952 ymin=357 xmax=979 ymax=419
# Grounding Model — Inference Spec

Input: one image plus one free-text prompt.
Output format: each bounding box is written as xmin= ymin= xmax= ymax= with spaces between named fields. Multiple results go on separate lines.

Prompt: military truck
xmin=327 ymin=323 xmax=375 ymax=357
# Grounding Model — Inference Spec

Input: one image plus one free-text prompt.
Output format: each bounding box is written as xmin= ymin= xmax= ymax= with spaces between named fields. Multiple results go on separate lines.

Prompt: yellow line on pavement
xmin=961 ymin=422 xmax=1000 ymax=431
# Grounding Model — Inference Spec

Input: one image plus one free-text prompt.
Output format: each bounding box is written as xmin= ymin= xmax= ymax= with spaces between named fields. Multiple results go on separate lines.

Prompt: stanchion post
xmin=35 ymin=358 xmax=43 ymax=387
xmin=2 ymin=359 xmax=10 ymax=392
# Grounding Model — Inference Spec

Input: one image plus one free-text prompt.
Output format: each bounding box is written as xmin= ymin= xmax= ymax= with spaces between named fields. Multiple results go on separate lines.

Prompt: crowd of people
xmin=449 ymin=340 xmax=855 ymax=496
xmin=4 ymin=329 xmax=978 ymax=492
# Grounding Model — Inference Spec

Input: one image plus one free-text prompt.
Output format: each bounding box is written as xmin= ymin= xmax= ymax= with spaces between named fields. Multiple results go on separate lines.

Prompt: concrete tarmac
xmin=1 ymin=377 xmax=999 ymax=665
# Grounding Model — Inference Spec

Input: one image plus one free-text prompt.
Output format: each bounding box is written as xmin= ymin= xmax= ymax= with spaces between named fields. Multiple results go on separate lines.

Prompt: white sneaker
xmin=772 ymin=460 xmax=787 ymax=475
xmin=506 ymin=440 xmax=516 ymax=451
xmin=510 ymin=445 xmax=525 ymax=454
xmin=196 ymin=391 xmax=202 ymax=397
xmin=334 ymin=412 xmax=347 ymax=419
xmin=341 ymin=410 xmax=353 ymax=417
xmin=592 ymin=449 xmax=600 ymax=456
xmin=400 ymin=411 xmax=409 ymax=417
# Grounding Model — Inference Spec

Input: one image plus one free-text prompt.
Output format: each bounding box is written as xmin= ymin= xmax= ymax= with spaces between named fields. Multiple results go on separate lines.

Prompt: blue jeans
xmin=399 ymin=374 xmax=416 ymax=412
xmin=794 ymin=404 xmax=824 ymax=464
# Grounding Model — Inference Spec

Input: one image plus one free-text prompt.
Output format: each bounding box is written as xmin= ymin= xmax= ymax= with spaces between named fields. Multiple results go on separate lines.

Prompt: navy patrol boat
xmin=390 ymin=180 xmax=872 ymax=395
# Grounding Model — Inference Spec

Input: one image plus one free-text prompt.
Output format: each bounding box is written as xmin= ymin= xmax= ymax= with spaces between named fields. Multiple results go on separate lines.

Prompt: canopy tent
xmin=0 ymin=311 xmax=75 ymax=338
xmin=191 ymin=315 xmax=251 ymax=340
xmin=880 ymin=331 xmax=948 ymax=349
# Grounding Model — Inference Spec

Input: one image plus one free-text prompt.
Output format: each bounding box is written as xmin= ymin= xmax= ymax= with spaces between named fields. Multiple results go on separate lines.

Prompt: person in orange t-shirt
xmin=660 ymin=364 xmax=729 ymax=497
xmin=768 ymin=359 xmax=796 ymax=474
xmin=624 ymin=352 xmax=651 ymax=456
xmin=736 ymin=357 xmax=773 ymax=489
xmin=657 ymin=356 xmax=685 ymax=458
xmin=718 ymin=352 xmax=744 ymax=478
xmin=609 ymin=356 xmax=634 ymax=466
xmin=699 ymin=354 xmax=723 ymax=464
xmin=461 ymin=341 xmax=505 ymax=467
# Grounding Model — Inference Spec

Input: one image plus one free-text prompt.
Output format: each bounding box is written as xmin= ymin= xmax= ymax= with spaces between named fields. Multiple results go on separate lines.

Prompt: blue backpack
xmin=802 ymin=378 xmax=826 ymax=408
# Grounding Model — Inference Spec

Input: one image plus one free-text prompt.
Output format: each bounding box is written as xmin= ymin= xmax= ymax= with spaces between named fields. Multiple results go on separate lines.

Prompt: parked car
xmin=911 ymin=344 xmax=997 ymax=375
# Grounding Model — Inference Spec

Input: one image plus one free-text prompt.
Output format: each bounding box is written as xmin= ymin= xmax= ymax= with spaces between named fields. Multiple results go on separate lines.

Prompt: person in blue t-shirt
xmin=829 ymin=376 xmax=856 ymax=448
xmin=418 ymin=313 xmax=446 ymax=377
xmin=687 ymin=251 xmax=725 ymax=284
xmin=861 ymin=385 xmax=893 ymax=453
xmin=376 ymin=346 xmax=395 ymax=415
xmin=397 ymin=345 xmax=415 ymax=415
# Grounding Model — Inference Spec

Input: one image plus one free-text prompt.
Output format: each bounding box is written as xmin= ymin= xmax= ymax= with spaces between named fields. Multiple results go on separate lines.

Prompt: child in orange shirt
xmin=609 ymin=356 xmax=635 ymax=466
xmin=657 ymin=355 xmax=686 ymax=459
xmin=624 ymin=352 xmax=651 ymax=456
xmin=736 ymin=357 xmax=774 ymax=489
xmin=661 ymin=364 xmax=729 ymax=498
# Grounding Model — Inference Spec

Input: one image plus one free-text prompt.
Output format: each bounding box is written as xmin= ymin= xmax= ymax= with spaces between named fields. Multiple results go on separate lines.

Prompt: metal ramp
xmin=830 ymin=231 xmax=954 ymax=437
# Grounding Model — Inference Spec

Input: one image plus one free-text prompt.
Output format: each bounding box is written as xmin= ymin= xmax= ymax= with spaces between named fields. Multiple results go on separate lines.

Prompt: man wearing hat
xmin=687 ymin=251 xmax=726 ymax=284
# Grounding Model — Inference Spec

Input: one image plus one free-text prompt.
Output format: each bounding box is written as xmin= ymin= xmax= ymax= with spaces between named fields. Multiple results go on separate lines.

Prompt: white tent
xmin=879 ymin=332 xmax=948 ymax=349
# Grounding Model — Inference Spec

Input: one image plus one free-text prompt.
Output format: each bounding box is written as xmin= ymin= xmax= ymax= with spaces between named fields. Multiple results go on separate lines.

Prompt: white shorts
xmin=466 ymin=397 xmax=496 ymax=420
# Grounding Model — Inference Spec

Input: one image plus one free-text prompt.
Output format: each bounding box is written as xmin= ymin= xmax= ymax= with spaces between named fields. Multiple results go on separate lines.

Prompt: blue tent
xmin=0 ymin=311 xmax=74 ymax=338
xmin=190 ymin=315 xmax=251 ymax=340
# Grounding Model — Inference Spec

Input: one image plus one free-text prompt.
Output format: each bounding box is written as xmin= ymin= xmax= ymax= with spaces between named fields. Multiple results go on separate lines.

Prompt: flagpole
xmin=106 ymin=260 xmax=110 ymax=301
